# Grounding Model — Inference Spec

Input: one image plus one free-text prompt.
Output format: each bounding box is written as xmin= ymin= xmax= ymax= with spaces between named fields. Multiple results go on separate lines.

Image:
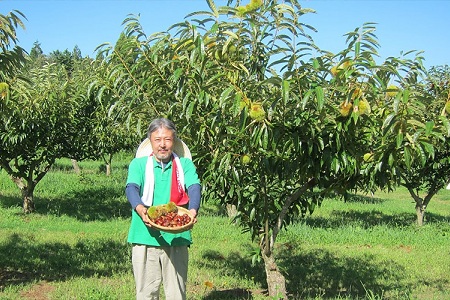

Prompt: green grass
xmin=1 ymin=155 xmax=450 ymax=299
xmin=277 ymin=193 xmax=450 ymax=299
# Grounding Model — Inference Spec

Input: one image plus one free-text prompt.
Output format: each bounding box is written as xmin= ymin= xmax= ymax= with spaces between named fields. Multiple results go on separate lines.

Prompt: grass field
xmin=1 ymin=154 xmax=449 ymax=299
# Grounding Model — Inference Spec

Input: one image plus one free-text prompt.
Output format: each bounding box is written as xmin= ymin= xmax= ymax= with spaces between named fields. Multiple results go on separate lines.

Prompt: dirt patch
xmin=20 ymin=281 xmax=55 ymax=300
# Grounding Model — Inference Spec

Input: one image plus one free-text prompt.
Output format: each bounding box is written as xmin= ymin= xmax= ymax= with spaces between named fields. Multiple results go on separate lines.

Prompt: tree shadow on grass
xmin=326 ymin=193 xmax=450 ymax=225
xmin=343 ymin=193 xmax=386 ymax=204
xmin=197 ymin=248 xmax=267 ymax=299
xmin=0 ymin=195 xmax=20 ymax=210
xmin=0 ymin=233 xmax=130 ymax=291
xmin=1 ymin=185 xmax=131 ymax=222
xmin=36 ymin=185 xmax=131 ymax=221
xmin=303 ymin=193 xmax=450 ymax=229
xmin=276 ymin=246 xmax=410 ymax=299
xmin=202 ymin=288 xmax=260 ymax=299
xmin=195 ymin=245 xmax=417 ymax=299
xmin=305 ymin=210 xmax=450 ymax=230
xmin=304 ymin=210 xmax=415 ymax=229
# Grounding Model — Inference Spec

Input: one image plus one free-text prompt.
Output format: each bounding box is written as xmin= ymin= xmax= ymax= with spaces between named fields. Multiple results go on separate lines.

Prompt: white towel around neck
xmin=141 ymin=153 xmax=185 ymax=206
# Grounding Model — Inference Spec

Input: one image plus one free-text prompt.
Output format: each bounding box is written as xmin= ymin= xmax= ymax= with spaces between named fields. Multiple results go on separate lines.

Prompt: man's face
xmin=150 ymin=127 xmax=174 ymax=162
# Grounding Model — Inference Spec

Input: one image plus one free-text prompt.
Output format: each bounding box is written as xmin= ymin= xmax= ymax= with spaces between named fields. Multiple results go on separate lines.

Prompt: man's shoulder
xmin=178 ymin=156 xmax=197 ymax=171
xmin=178 ymin=156 xmax=194 ymax=164
xmin=129 ymin=156 xmax=149 ymax=166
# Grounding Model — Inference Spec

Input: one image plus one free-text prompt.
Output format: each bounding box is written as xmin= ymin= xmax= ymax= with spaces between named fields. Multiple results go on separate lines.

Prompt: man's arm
xmin=125 ymin=183 xmax=143 ymax=209
xmin=125 ymin=183 xmax=151 ymax=225
xmin=187 ymin=183 xmax=201 ymax=217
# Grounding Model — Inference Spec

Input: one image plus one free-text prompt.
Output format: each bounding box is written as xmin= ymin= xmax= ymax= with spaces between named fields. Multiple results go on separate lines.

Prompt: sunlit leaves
xmin=0 ymin=10 xmax=26 ymax=52
xmin=0 ymin=11 xmax=27 ymax=80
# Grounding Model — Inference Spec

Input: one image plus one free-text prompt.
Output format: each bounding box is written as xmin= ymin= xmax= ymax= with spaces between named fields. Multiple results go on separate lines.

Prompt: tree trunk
xmin=262 ymin=250 xmax=287 ymax=299
xmin=257 ymin=179 xmax=315 ymax=299
xmin=22 ymin=186 xmax=35 ymax=213
xmin=415 ymin=204 xmax=425 ymax=226
xmin=406 ymin=186 xmax=432 ymax=227
xmin=102 ymin=153 xmax=115 ymax=176
xmin=10 ymin=176 xmax=35 ymax=213
xmin=226 ymin=204 xmax=237 ymax=218
xmin=71 ymin=159 xmax=81 ymax=175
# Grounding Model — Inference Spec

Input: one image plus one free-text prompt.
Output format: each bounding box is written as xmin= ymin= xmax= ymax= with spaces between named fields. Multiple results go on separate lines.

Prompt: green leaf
xmin=382 ymin=114 xmax=396 ymax=134
xmin=331 ymin=157 xmax=340 ymax=173
xmin=425 ymin=121 xmax=434 ymax=135
xmin=404 ymin=146 xmax=411 ymax=169
xmin=315 ymin=86 xmax=324 ymax=110
xmin=186 ymin=101 xmax=195 ymax=122
xmin=223 ymin=30 xmax=239 ymax=40
xmin=301 ymin=89 xmax=312 ymax=110
xmin=420 ymin=140 xmax=434 ymax=160
xmin=312 ymin=58 xmax=320 ymax=69
xmin=235 ymin=63 xmax=250 ymax=77
xmin=416 ymin=143 xmax=427 ymax=165
xmin=206 ymin=0 xmax=219 ymax=18
xmin=441 ymin=116 xmax=450 ymax=136
xmin=402 ymin=89 xmax=410 ymax=104
xmin=407 ymin=119 xmax=425 ymax=129
xmin=210 ymin=23 xmax=218 ymax=33
xmin=354 ymin=41 xmax=361 ymax=57
xmin=393 ymin=95 xmax=401 ymax=113
xmin=388 ymin=153 xmax=395 ymax=166
xmin=262 ymin=125 xmax=269 ymax=149
xmin=282 ymin=79 xmax=290 ymax=105
xmin=396 ymin=132 xmax=404 ymax=149
xmin=250 ymin=207 xmax=256 ymax=221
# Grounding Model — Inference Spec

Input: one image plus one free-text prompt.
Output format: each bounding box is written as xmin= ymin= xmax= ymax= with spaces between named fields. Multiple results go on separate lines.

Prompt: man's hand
xmin=189 ymin=208 xmax=198 ymax=224
xmin=135 ymin=204 xmax=151 ymax=226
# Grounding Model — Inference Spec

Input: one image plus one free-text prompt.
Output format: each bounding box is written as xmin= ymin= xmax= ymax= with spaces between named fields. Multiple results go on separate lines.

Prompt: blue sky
xmin=2 ymin=0 xmax=449 ymax=69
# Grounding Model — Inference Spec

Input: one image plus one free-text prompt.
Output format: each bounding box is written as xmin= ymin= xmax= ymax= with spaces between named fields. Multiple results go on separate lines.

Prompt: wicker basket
xmin=148 ymin=206 xmax=194 ymax=233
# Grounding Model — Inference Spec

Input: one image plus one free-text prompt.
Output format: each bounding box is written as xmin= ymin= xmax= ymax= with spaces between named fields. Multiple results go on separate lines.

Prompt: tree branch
xmin=269 ymin=177 xmax=316 ymax=251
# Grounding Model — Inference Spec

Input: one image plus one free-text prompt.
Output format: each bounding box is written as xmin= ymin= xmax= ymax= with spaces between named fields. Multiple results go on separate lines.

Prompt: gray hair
xmin=147 ymin=118 xmax=177 ymax=138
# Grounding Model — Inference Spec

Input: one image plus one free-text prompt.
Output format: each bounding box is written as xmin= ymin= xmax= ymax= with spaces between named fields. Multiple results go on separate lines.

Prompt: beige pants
xmin=132 ymin=244 xmax=188 ymax=300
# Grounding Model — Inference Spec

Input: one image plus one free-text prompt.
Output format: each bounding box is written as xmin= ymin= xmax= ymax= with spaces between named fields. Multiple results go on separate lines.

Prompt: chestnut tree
xmin=97 ymin=0 xmax=447 ymax=297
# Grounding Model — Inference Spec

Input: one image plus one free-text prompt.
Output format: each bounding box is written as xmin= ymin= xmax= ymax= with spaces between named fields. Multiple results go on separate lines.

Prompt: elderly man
xmin=125 ymin=117 xmax=201 ymax=300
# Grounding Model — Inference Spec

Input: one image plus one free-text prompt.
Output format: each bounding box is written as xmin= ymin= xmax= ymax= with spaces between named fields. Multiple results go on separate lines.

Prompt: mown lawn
xmin=1 ymin=156 xmax=449 ymax=299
